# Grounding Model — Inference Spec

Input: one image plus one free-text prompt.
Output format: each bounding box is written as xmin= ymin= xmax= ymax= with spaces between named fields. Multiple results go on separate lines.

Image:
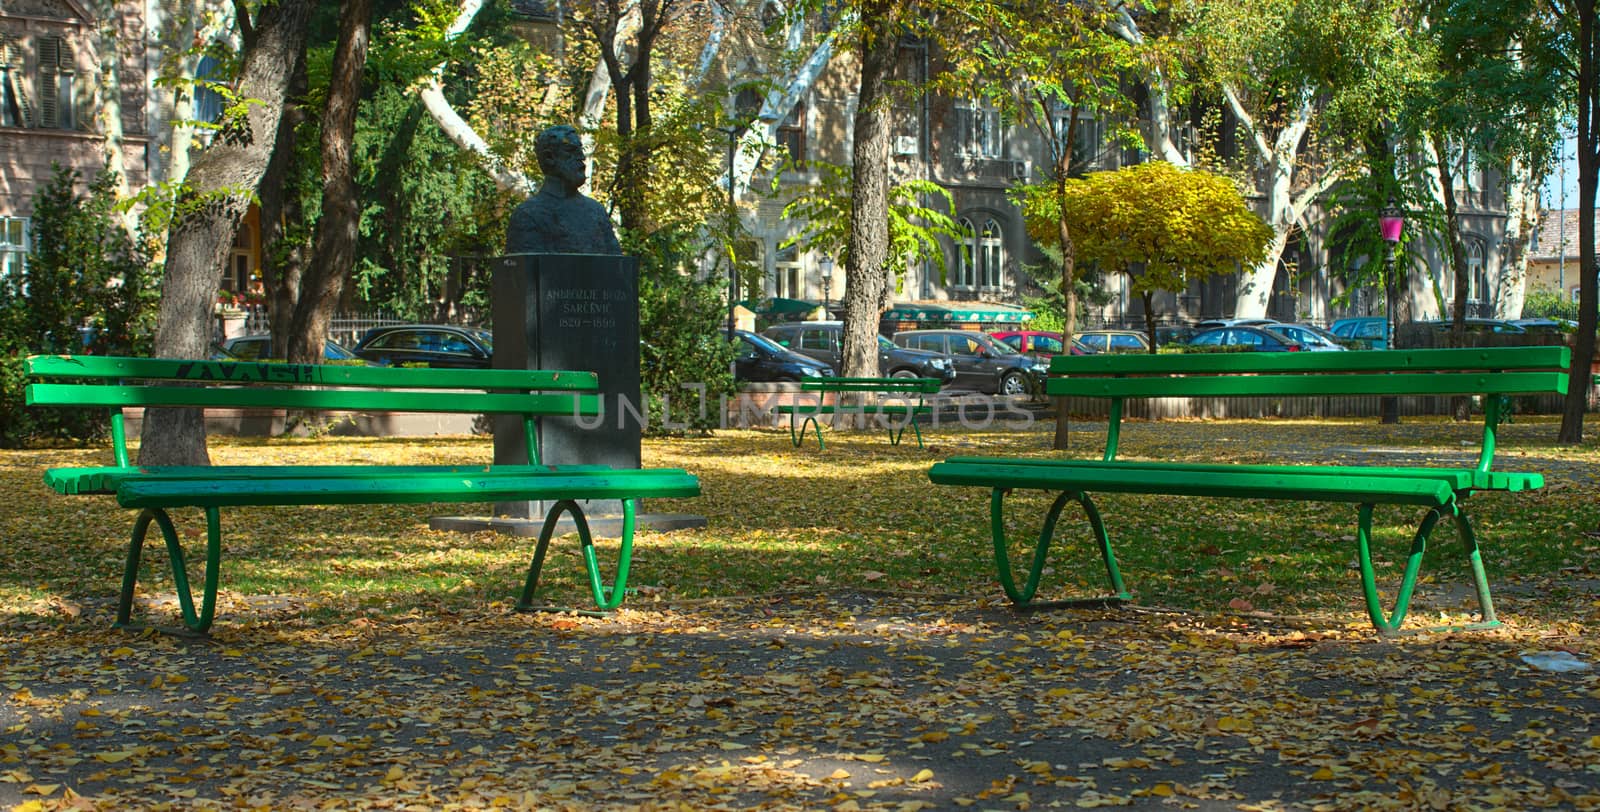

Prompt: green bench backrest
xmin=1046 ymin=347 xmax=1570 ymax=399
xmin=1045 ymin=346 xmax=1571 ymax=471
xmin=24 ymin=355 xmax=601 ymax=467
xmin=800 ymin=376 xmax=942 ymax=394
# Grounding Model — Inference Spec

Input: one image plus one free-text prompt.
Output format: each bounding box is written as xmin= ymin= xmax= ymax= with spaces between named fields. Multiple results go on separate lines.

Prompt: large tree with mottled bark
xmin=138 ymin=0 xmax=314 ymax=467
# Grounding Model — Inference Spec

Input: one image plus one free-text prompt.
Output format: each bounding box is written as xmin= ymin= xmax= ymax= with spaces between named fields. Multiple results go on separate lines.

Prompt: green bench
xmin=24 ymin=355 xmax=700 ymax=633
xmin=928 ymin=346 xmax=1570 ymax=634
xmin=774 ymin=376 xmax=943 ymax=449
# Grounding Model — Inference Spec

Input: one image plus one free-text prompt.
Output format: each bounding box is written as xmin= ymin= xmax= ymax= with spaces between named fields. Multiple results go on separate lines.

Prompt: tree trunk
xmin=840 ymin=3 xmax=895 ymax=381
xmin=137 ymin=0 xmax=313 ymax=467
xmin=1560 ymin=0 xmax=1598 ymax=444
xmin=1052 ymin=152 xmax=1078 ymax=450
xmin=1432 ymin=132 xmax=1472 ymax=422
xmin=288 ymin=0 xmax=373 ymax=368
xmin=260 ymin=56 xmax=309 ymax=358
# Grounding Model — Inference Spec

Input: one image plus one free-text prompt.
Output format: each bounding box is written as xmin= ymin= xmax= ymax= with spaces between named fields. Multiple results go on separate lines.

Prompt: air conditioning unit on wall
xmin=1008 ymin=159 xmax=1029 ymax=181
xmin=893 ymin=135 xmax=919 ymax=156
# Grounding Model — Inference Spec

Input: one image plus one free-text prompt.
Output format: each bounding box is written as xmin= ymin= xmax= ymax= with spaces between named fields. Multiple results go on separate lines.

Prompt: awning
xmin=880 ymin=301 xmax=1033 ymax=324
xmin=738 ymin=297 xmax=825 ymax=317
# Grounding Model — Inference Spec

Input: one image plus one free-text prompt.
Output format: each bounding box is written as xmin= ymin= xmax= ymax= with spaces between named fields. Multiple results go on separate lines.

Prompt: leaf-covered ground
xmin=3 ymin=416 xmax=1600 ymax=809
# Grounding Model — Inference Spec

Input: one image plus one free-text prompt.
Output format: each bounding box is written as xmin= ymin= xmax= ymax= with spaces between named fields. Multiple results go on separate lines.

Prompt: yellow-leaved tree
xmin=1019 ymin=161 xmax=1273 ymax=351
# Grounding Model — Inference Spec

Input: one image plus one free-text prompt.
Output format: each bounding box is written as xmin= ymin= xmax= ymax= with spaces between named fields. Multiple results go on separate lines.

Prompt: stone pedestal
xmin=429 ymin=253 xmax=706 ymax=536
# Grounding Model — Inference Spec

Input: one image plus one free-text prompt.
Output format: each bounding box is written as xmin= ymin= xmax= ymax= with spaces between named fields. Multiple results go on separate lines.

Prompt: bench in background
xmin=774 ymin=376 xmax=942 ymax=449
xmin=928 ymin=347 xmax=1569 ymax=634
xmin=24 ymin=355 xmax=700 ymax=633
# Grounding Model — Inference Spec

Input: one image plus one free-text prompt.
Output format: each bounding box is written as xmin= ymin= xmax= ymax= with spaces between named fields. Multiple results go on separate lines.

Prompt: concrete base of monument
xmin=428 ymin=513 xmax=708 ymax=538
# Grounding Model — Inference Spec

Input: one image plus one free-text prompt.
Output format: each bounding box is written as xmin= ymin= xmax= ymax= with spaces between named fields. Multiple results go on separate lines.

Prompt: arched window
xmin=193 ymin=54 xmax=225 ymax=125
xmin=953 ymin=218 xmax=975 ymax=288
xmin=1466 ymin=238 xmax=1488 ymax=314
xmin=978 ymin=219 xmax=1004 ymax=289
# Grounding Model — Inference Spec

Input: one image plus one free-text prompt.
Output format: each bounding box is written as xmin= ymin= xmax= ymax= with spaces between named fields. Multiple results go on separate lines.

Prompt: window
xmin=956 ymin=97 xmax=1001 ymax=158
xmin=1 ymin=34 xmax=26 ymax=127
xmin=1466 ymin=240 xmax=1487 ymax=305
xmin=193 ymin=54 xmax=225 ymax=125
xmin=227 ymin=225 xmax=253 ymax=292
xmin=773 ymin=243 xmax=801 ymax=298
xmin=909 ymin=335 xmax=945 ymax=353
xmin=952 ymin=218 xmax=975 ymax=287
xmin=1 ymin=216 xmax=27 ymax=277
xmin=798 ymin=329 xmax=835 ymax=352
xmin=1032 ymin=335 xmax=1064 ymax=354
xmin=37 ymin=35 xmax=73 ymax=130
xmin=977 ymin=219 xmax=1004 ymax=289
xmin=777 ymin=100 xmax=806 ymax=166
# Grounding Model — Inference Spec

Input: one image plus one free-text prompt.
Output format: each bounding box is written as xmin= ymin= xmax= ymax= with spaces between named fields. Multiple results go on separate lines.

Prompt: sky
xmin=1543 ymin=133 xmax=1580 ymax=210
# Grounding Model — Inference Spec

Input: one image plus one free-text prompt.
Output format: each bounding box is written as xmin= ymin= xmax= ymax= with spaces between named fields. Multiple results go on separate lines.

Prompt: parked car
xmin=351 ymin=324 xmax=495 ymax=368
xmin=1415 ymin=318 xmax=1528 ymax=334
xmin=219 ymin=334 xmax=363 ymax=363
xmin=1077 ymin=330 xmax=1152 ymax=354
xmin=1262 ymin=322 xmax=1348 ymax=351
xmin=1153 ymin=325 xmax=1197 ymax=347
xmin=890 ymin=329 xmax=1048 ymax=394
xmin=1184 ymin=325 xmax=1305 ymax=352
xmin=761 ymin=321 xmax=957 ymax=385
xmin=1195 ymin=318 xmax=1280 ymax=330
xmin=1328 ymin=316 xmax=1390 ymax=349
xmin=1510 ymin=317 xmax=1578 ymax=333
xmin=988 ymin=330 xmax=1091 ymax=358
xmin=731 ymin=330 xmax=833 ymax=382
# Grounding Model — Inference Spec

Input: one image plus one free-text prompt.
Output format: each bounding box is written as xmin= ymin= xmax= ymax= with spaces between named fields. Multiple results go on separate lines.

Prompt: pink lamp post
xmin=1379 ymin=201 xmax=1405 ymax=423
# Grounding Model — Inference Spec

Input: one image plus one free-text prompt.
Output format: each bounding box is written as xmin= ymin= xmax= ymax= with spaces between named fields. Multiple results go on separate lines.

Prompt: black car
xmin=732 ymin=330 xmax=833 ymax=382
xmin=761 ymin=321 xmax=957 ymax=385
xmin=890 ymin=329 xmax=1048 ymax=394
xmin=1184 ymin=325 xmax=1305 ymax=352
xmin=219 ymin=334 xmax=363 ymax=363
xmin=352 ymin=324 xmax=495 ymax=368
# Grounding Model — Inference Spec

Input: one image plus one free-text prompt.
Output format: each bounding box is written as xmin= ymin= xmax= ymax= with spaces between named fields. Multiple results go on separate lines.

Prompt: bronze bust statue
xmin=505 ymin=125 xmax=622 ymax=255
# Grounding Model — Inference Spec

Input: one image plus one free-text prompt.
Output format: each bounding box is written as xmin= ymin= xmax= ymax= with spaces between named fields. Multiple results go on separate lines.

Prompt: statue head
xmin=535 ymin=125 xmax=587 ymax=194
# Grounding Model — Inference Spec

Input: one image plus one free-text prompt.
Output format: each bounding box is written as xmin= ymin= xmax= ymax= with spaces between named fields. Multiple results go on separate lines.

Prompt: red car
xmin=988 ymin=330 xmax=1091 ymax=358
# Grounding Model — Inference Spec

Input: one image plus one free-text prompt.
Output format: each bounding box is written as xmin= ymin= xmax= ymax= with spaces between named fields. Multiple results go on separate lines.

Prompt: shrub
xmin=0 ymin=165 xmax=158 ymax=447
xmin=629 ymin=227 xmax=735 ymax=433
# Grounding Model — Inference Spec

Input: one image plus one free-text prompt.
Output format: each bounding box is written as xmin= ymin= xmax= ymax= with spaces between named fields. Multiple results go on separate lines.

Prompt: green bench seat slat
xmin=24 ymin=355 xmax=598 ymax=390
xmin=773 ymin=404 xmax=931 ymax=414
xmin=27 ymin=383 xmax=600 ymax=416
xmin=116 ymin=469 xmax=701 ymax=509
xmin=928 ymin=461 xmax=1456 ymax=507
xmin=801 ymin=377 xmax=942 ymax=394
xmin=937 ymin=457 xmax=1543 ymax=493
xmin=42 ymin=464 xmax=613 ymax=496
xmin=1046 ymin=371 xmax=1567 ymax=399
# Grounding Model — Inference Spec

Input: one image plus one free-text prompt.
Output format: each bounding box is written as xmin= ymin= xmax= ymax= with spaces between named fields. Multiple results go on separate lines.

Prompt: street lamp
xmin=715 ymin=123 xmax=747 ymax=338
xmin=1379 ymin=200 xmax=1405 ymax=424
xmin=818 ymin=255 xmax=834 ymax=316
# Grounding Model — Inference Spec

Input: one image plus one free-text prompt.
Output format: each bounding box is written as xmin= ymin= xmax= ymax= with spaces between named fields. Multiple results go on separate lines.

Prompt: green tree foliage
xmin=629 ymin=228 xmax=736 ymax=433
xmin=350 ymin=84 xmax=514 ymax=319
xmin=777 ymin=161 xmax=970 ymax=298
xmin=1022 ymin=161 xmax=1271 ymax=345
xmin=0 ymin=166 xmax=158 ymax=447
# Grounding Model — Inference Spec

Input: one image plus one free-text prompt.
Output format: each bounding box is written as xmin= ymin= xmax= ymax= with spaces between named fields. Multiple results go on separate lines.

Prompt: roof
xmin=1532 ymin=209 xmax=1585 ymax=261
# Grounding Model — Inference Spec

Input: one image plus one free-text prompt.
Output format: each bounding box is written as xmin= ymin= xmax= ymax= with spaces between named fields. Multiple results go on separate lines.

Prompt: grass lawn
xmin=4 ymin=415 xmax=1600 ymax=810
xmin=2 ymin=415 xmax=1596 ymax=634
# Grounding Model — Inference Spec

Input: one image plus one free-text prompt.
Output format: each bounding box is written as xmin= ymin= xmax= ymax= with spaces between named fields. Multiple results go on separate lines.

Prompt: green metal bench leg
xmin=884 ymin=412 xmax=925 ymax=449
xmin=987 ymin=488 xmax=1129 ymax=608
xmin=1355 ymin=503 xmax=1500 ymax=634
xmin=118 ymin=507 xmax=222 ymax=634
xmin=789 ymin=413 xmax=825 ymax=449
xmin=518 ymin=498 xmax=637 ymax=613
